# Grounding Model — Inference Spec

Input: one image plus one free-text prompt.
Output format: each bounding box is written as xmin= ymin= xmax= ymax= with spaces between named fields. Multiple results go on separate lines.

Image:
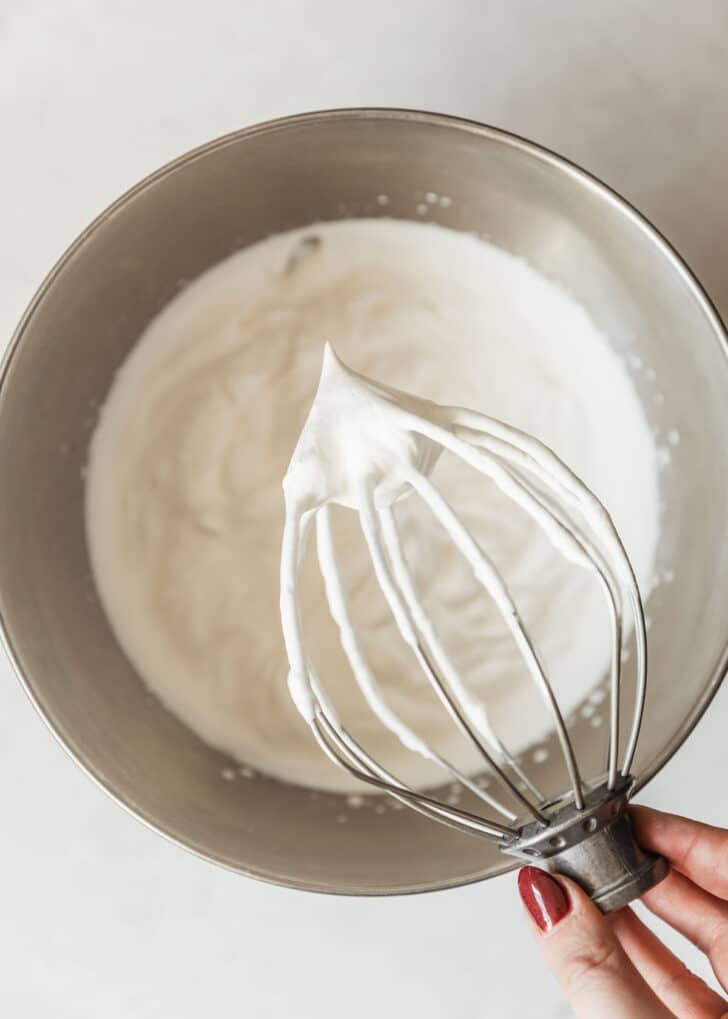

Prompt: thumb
xmin=517 ymin=867 xmax=673 ymax=1018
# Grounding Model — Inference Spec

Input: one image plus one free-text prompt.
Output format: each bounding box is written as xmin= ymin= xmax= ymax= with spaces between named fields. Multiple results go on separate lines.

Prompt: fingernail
xmin=518 ymin=866 xmax=570 ymax=932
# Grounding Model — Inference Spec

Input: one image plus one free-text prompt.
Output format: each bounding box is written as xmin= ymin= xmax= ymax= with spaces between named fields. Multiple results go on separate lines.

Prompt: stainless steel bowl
xmin=1 ymin=109 xmax=727 ymax=894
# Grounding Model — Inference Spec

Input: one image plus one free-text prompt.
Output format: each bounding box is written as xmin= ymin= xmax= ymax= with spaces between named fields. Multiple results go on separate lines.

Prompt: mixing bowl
xmin=1 ymin=109 xmax=727 ymax=894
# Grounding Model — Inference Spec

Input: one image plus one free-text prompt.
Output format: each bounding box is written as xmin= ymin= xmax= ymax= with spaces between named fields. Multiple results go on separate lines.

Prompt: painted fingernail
xmin=517 ymin=866 xmax=570 ymax=932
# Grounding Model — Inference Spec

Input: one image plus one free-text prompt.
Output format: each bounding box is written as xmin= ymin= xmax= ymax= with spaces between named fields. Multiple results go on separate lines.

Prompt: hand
xmin=517 ymin=807 xmax=728 ymax=1017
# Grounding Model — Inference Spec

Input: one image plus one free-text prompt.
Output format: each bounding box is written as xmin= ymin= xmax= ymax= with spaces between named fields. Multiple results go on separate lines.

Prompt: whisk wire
xmin=359 ymin=486 xmax=547 ymax=824
xmin=443 ymin=407 xmax=648 ymax=780
xmin=488 ymin=461 xmax=624 ymax=791
xmin=378 ymin=506 xmax=543 ymax=802
xmin=312 ymin=710 xmax=513 ymax=839
xmin=406 ymin=469 xmax=585 ymax=811
xmin=316 ymin=507 xmax=518 ymax=821
xmin=404 ymin=411 xmax=647 ymax=788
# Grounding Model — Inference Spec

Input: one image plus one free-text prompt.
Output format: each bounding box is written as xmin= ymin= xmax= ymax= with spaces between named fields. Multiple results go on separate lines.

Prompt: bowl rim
xmin=2 ymin=106 xmax=727 ymax=895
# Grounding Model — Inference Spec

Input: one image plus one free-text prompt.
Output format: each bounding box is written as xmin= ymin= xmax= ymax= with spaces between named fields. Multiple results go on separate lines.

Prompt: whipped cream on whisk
xmin=281 ymin=345 xmax=646 ymax=798
xmin=86 ymin=218 xmax=660 ymax=793
xmin=282 ymin=345 xmax=445 ymax=746
xmin=282 ymin=343 xmax=441 ymax=514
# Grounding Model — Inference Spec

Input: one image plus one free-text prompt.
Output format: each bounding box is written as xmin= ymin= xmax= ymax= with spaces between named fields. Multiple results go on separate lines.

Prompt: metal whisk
xmin=280 ymin=346 xmax=668 ymax=911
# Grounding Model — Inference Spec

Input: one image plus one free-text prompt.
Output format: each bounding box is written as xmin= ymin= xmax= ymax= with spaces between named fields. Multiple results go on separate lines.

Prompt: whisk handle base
xmin=543 ymin=817 xmax=669 ymax=913
xmin=502 ymin=779 xmax=669 ymax=912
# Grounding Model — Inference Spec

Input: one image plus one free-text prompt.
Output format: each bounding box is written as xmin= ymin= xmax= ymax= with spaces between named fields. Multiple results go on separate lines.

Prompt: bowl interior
xmin=1 ymin=111 xmax=727 ymax=893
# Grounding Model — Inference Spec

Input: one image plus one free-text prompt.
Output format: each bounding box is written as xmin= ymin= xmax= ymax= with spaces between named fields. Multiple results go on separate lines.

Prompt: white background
xmin=1 ymin=2 xmax=727 ymax=1015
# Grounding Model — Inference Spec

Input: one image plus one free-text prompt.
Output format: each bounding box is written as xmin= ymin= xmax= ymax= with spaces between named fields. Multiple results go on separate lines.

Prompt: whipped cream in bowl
xmin=86 ymin=218 xmax=660 ymax=795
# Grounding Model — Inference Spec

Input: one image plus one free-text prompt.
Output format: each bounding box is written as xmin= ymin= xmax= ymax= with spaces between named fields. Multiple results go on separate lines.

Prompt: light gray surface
xmin=1 ymin=2 xmax=726 ymax=1016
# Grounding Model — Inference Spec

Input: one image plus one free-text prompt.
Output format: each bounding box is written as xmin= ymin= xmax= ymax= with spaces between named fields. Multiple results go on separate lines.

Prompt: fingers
xmin=610 ymin=906 xmax=728 ymax=1018
xmin=517 ymin=867 xmax=673 ymax=1018
xmin=632 ymin=807 xmax=728 ymax=900
xmin=641 ymin=868 xmax=728 ymax=994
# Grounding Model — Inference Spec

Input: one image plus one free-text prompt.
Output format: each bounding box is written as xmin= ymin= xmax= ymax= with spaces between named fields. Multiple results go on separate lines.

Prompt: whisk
xmin=280 ymin=345 xmax=668 ymax=911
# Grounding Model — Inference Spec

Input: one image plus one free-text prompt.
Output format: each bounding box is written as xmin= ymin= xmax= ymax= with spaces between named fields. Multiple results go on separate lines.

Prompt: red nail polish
xmin=518 ymin=866 xmax=570 ymax=932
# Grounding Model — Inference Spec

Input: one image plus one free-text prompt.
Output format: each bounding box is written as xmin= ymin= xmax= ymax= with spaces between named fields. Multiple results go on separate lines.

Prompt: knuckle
xmin=562 ymin=933 xmax=624 ymax=996
xmin=653 ymin=960 xmax=703 ymax=1001
xmin=710 ymin=922 xmax=728 ymax=975
xmin=650 ymin=954 xmax=728 ymax=1015
xmin=679 ymin=825 xmax=705 ymax=873
xmin=716 ymin=839 xmax=728 ymax=883
xmin=681 ymin=823 xmax=728 ymax=883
